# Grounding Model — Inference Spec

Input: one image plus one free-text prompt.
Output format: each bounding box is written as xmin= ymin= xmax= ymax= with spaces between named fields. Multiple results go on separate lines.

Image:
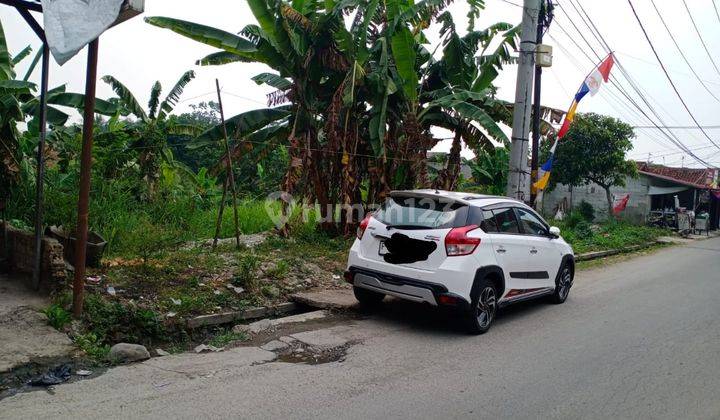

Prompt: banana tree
xmin=147 ymin=2 xmax=356 ymax=231
xmin=101 ymin=71 xmax=197 ymax=199
xmin=0 ymin=18 xmax=118 ymax=202
xmin=146 ymin=0 xmax=523 ymax=234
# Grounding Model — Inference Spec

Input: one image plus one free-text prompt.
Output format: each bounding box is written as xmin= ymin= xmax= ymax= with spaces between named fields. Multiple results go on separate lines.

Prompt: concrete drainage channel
xmin=0 ymin=306 xmax=355 ymax=401
xmin=240 ymin=309 xmax=358 ymax=365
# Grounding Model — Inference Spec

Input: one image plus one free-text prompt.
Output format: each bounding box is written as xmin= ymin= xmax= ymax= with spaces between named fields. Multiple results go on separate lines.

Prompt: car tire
xmin=465 ymin=281 xmax=498 ymax=335
xmin=353 ymin=286 xmax=385 ymax=306
xmin=551 ymin=264 xmax=573 ymax=304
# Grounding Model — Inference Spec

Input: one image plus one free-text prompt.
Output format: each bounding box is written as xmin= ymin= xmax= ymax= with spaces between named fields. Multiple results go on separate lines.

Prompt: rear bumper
xmin=347 ymin=267 xmax=471 ymax=309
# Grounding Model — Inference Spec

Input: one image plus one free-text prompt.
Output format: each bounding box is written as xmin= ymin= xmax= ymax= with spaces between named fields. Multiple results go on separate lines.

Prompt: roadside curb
xmin=575 ymin=244 xmax=651 ymax=262
xmin=186 ymin=302 xmax=298 ymax=329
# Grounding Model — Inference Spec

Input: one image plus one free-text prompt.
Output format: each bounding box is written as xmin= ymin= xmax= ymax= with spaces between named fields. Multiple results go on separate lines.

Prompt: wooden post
xmin=215 ymin=79 xmax=241 ymax=248
xmin=72 ymin=39 xmax=99 ymax=318
xmin=212 ymin=176 xmax=229 ymax=248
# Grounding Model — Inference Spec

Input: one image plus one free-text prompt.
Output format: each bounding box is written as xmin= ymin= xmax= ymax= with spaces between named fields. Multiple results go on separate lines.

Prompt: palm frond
xmin=148 ymin=81 xmax=162 ymax=119
xmin=196 ymin=51 xmax=251 ymax=66
xmin=101 ymin=75 xmax=148 ymax=121
xmin=158 ymin=70 xmax=195 ymax=120
xmin=11 ymin=45 xmax=32 ymax=66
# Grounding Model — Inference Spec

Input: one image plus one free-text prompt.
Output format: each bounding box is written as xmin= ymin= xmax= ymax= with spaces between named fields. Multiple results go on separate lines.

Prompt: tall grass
xmin=6 ymin=174 xmax=277 ymax=257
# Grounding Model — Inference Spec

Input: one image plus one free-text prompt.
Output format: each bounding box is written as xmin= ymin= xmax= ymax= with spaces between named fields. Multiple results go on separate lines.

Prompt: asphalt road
xmin=2 ymin=238 xmax=720 ymax=419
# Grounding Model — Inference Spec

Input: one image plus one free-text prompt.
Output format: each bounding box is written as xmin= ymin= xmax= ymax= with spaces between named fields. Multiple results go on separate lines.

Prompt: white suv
xmin=344 ymin=190 xmax=574 ymax=334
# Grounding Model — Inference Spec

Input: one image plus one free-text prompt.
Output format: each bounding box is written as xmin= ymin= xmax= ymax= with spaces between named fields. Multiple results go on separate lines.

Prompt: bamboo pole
xmin=212 ymin=176 xmax=229 ymax=249
xmin=215 ymin=79 xmax=241 ymax=249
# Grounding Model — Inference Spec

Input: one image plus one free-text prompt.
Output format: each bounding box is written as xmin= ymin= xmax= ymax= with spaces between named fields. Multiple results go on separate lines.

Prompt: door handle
xmin=496 ymin=247 xmax=506 ymax=254
xmin=530 ymin=248 xmax=538 ymax=254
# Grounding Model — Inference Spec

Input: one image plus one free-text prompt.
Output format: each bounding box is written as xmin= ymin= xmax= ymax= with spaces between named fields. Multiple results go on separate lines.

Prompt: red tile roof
xmin=636 ymin=162 xmax=718 ymax=189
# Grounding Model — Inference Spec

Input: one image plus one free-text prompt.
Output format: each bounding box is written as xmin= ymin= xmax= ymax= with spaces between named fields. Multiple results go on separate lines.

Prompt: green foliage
xmin=577 ymin=200 xmax=595 ymax=222
xmin=74 ymin=333 xmax=111 ymax=361
xmin=208 ymin=330 xmax=248 ymax=348
xmin=554 ymin=218 xmax=666 ymax=255
xmin=42 ymin=304 xmax=71 ymax=330
xmin=464 ymin=147 xmax=509 ymax=195
xmin=573 ymin=220 xmax=593 ymax=238
xmin=233 ymin=254 xmax=260 ymax=290
xmin=146 ymin=3 xmax=521 ymax=226
xmin=260 ymin=284 xmax=280 ymax=299
xmin=542 ymin=113 xmax=637 ymax=214
xmin=121 ymin=218 xmax=178 ymax=264
xmin=83 ymin=294 xmax=166 ymax=346
xmin=266 ymin=259 xmax=289 ymax=280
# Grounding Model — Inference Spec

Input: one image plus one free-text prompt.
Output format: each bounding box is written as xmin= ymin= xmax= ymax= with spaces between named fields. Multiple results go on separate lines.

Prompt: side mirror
xmin=549 ymin=226 xmax=561 ymax=238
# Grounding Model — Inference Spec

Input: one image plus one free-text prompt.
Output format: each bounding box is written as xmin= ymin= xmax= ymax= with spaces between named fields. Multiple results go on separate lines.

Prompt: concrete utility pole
xmin=507 ymin=0 xmax=541 ymax=202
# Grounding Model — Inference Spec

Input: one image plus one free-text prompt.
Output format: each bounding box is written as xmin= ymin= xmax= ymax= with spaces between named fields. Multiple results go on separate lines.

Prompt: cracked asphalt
xmin=2 ymin=237 xmax=719 ymax=419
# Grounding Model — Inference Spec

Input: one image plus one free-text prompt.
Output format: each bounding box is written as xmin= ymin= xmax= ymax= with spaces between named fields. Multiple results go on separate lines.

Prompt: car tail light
xmin=357 ymin=213 xmax=372 ymax=240
xmin=438 ymin=294 xmax=460 ymax=305
xmin=343 ymin=271 xmax=354 ymax=284
xmin=445 ymin=225 xmax=481 ymax=256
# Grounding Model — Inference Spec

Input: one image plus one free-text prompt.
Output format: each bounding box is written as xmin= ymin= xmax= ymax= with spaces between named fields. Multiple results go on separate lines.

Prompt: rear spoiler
xmin=390 ymin=191 xmax=470 ymax=206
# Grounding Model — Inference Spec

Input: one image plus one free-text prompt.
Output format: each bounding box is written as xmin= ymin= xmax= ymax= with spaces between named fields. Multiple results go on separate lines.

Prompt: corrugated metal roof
xmin=636 ymin=162 xmax=718 ymax=189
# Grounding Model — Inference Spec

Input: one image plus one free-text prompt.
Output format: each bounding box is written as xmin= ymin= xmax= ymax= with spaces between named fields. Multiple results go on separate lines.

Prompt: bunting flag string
xmin=534 ymin=53 xmax=615 ymax=191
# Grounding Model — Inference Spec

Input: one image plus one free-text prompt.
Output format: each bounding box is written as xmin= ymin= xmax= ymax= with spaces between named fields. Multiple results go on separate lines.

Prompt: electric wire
xmin=554 ymin=3 xmax=717 ymax=167
xmin=649 ymin=0 xmax=720 ymax=103
xmin=568 ymin=0 xmax=715 ymax=147
xmin=682 ymin=0 xmax=720 ymax=79
xmin=626 ymin=0 xmax=720 ymax=152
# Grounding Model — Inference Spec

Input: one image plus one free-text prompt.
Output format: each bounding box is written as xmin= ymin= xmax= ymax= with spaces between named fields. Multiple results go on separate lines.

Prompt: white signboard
xmin=43 ymin=0 xmax=125 ymax=65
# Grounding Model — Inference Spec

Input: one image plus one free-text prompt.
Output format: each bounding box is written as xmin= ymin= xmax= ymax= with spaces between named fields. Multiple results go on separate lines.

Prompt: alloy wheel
xmin=476 ymin=286 xmax=497 ymax=328
xmin=558 ymin=268 xmax=572 ymax=300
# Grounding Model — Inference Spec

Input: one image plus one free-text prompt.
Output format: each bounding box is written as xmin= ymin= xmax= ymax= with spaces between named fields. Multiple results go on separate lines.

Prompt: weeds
xmin=75 ymin=332 xmax=111 ymax=361
xmin=266 ymin=259 xmax=289 ymax=280
xmin=208 ymin=330 xmax=248 ymax=348
xmin=233 ymin=254 xmax=260 ymax=290
xmin=42 ymin=304 xmax=72 ymax=330
xmin=554 ymin=216 xmax=667 ymax=254
xmin=83 ymin=294 xmax=166 ymax=346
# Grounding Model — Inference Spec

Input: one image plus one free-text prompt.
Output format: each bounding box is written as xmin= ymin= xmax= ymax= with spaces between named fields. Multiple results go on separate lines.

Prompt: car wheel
xmin=466 ymin=283 xmax=498 ymax=335
xmin=353 ymin=286 xmax=385 ymax=307
xmin=551 ymin=264 xmax=573 ymax=304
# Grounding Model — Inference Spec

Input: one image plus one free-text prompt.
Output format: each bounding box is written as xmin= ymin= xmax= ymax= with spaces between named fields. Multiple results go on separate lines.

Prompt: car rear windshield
xmin=374 ymin=195 xmax=467 ymax=229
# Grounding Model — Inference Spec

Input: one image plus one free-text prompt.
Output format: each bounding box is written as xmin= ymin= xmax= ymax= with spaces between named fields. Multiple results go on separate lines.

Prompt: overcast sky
xmin=2 ymin=0 xmax=720 ymax=167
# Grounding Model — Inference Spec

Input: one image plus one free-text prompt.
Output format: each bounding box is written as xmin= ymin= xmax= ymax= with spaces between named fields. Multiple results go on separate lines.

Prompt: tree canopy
xmin=543 ymin=112 xmax=637 ymax=215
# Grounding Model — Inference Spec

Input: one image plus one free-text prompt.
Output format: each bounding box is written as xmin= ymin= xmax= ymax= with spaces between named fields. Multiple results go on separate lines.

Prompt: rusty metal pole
xmin=215 ymin=79 xmax=241 ymax=249
xmin=72 ymin=39 xmax=99 ymax=318
xmin=32 ymin=42 xmax=50 ymax=290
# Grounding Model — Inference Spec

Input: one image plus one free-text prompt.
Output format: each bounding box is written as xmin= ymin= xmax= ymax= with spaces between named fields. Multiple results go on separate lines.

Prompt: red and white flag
xmin=613 ymin=193 xmax=630 ymax=215
xmin=585 ymin=54 xmax=614 ymax=96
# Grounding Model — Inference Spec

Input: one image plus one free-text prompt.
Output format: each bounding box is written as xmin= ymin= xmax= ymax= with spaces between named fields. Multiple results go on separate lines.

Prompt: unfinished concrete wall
xmin=0 ymin=223 xmax=66 ymax=292
xmin=541 ymin=175 xmax=651 ymax=223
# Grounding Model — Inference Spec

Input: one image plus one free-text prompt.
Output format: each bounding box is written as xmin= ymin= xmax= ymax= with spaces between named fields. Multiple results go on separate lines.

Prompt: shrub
xmin=577 ymin=200 xmax=595 ymax=222
xmin=75 ymin=332 xmax=111 ymax=361
xmin=43 ymin=304 xmax=72 ymax=330
xmin=574 ymin=220 xmax=593 ymax=238
xmin=83 ymin=294 xmax=166 ymax=345
xmin=564 ymin=211 xmax=584 ymax=229
xmin=232 ymin=254 xmax=260 ymax=290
